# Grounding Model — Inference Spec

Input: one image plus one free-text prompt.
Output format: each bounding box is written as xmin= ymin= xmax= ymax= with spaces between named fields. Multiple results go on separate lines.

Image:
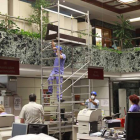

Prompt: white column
xmin=118 ymin=89 xmax=126 ymax=117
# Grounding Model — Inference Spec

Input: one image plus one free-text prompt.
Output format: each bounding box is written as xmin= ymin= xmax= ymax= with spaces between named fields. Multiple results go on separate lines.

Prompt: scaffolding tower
xmin=41 ymin=1 xmax=91 ymax=139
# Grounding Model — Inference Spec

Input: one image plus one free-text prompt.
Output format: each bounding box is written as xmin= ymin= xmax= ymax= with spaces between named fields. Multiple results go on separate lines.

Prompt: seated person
xmin=0 ymin=104 xmax=7 ymax=115
xmin=129 ymin=94 xmax=140 ymax=112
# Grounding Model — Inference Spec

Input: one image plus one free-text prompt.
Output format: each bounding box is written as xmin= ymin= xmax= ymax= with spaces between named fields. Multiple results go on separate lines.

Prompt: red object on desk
xmin=116 ymin=118 xmax=125 ymax=127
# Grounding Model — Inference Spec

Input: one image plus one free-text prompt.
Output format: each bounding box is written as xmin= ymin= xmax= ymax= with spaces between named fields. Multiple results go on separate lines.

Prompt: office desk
xmin=0 ymin=127 xmax=12 ymax=140
xmin=73 ymin=126 xmax=104 ymax=140
xmin=73 ymin=125 xmax=78 ymax=140
xmin=0 ymin=122 xmax=72 ymax=140
xmin=44 ymin=121 xmax=72 ymax=135
xmin=0 ymin=127 xmax=12 ymax=132
xmin=72 ymin=124 xmax=102 ymax=140
xmin=77 ymin=133 xmax=104 ymax=140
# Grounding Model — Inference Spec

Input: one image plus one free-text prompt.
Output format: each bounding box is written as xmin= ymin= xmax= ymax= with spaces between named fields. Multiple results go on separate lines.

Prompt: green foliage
xmin=19 ymin=29 xmax=40 ymax=38
xmin=0 ymin=13 xmax=41 ymax=39
xmin=96 ymin=41 xmax=102 ymax=49
xmin=28 ymin=0 xmax=52 ymax=37
xmin=134 ymin=47 xmax=140 ymax=52
xmin=0 ymin=15 xmax=20 ymax=33
xmin=113 ymin=15 xmax=134 ymax=49
xmin=95 ymin=45 xmax=123 ymax=54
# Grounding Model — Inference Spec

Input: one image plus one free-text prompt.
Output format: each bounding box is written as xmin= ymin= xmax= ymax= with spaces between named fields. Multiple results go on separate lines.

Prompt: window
xmin=95 ymin=27 xmax=112 ymax=48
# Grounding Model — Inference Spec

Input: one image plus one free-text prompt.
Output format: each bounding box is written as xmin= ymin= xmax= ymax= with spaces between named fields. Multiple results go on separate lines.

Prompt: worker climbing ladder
xmin=40 ymin=1 xmax=91 ymax=139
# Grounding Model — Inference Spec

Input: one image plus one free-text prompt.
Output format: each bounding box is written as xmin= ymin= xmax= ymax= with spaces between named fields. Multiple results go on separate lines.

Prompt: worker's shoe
xmin=57 ymin=99 xmax=65 ymax=102
xmin=60 ymin=99 xmax=65 ymax=103
xmin=46 ymin=91 xmax=52 ymax=95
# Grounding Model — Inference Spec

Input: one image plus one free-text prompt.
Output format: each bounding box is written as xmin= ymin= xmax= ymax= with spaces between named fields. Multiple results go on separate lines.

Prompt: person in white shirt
xmin=81 ymin=91 xmax=99 ymax=109
xmin=19 ymin=93 xmax=44 ymax=124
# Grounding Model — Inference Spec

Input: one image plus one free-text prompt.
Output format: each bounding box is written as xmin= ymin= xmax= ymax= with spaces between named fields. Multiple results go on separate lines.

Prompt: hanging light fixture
xmin=117 ymin=0 xmax=138 ymax=4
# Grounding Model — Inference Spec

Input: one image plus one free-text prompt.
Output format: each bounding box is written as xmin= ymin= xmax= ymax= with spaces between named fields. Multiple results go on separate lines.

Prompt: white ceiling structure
xmin=19 ymin=64 xmax=140 ymax=81
xmin=59 ymin=0 xmax=140 ymax=29
xmin=19 ymin=64 xmax=120 ymax=78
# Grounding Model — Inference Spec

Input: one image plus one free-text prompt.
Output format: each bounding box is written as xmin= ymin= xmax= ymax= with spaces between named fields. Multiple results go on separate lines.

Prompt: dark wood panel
xmin=81 ymin=0 xmax=140 ymax=14
xmin=45 ymin=24 xmax=86 ymax=46
xmin=82 ymin=0 xmax=120 ymax=13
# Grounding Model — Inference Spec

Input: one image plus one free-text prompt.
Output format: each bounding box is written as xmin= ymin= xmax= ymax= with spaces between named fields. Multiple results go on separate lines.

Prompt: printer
xmin=77 ymin=109 xmax=101 ymax=134
xmin=0 ymin=114 xmax=15 ymax=128
xmin=0 ymin=114 xmax=15 ymax=140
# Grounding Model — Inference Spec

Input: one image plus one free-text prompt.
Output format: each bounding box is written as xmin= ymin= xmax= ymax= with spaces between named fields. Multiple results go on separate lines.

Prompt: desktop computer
xmin=27 ymin=124 xmax=48 ymax=135
xmin=12 ymin=123 xmax=28 ymax=137
xmin=12 ymin=123 xmax=48 ymax=137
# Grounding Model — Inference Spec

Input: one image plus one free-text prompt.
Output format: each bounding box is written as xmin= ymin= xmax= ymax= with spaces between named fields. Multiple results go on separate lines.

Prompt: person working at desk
xmin=0 ymin=104 xmax=7 ymax=115
xmin=19 ymin=93 xmax=44 ymax=124
xmin=129 ymin=94 xmax=140 ymax=112
xmin=81 ymin=91 xmax=99 ymax=109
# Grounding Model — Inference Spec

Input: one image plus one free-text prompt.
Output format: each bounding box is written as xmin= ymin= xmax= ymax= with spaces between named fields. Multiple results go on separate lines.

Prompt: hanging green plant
xmin=28 ymin=0 xmax=52 ymax=37
xmin=0 ymin=14 xmax=20 ymax=34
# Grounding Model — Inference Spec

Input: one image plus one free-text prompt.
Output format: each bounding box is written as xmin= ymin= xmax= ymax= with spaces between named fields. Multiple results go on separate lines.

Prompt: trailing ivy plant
xmin=28 ymin=0 xmax=52 ymax=37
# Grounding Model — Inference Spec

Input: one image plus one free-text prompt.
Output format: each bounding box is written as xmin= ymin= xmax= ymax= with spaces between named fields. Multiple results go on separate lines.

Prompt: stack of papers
xmin=106 ymin=119 xmax=121 ymax=123
xmin=90 ymin=132 xmax=102 ymax=137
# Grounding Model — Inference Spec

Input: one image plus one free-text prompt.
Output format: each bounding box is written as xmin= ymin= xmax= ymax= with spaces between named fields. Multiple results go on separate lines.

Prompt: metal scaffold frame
xmin=41 ymin=1 xmax=90 ymax=139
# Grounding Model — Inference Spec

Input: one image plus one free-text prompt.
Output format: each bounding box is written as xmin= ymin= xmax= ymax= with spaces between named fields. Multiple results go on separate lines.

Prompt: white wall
xmin=118 ymin=89 xmax=126 ymax=118
xmin=92 ymin=78 xmax=110 ymax=116
xmin=8 ymin=0 xmax=38 ymax=32
xmin=49 ymin=12 xmax=92 ymax=42
xmin=9 ymin=1 xmax=79 ymax=34
xmin=49 ymin=12 xmax=65 ymax=34
xmin=74 ymin=78 xmax=110 ymax=116
xmin=78 ymin=22 xmax=92 ymax=45
xmin=0 ymin=0 xmax=8 ymax=14
xmin=17 ymin=77 xmax=72 ymax=113
xmin=110 ymin=82 xmax=113 ymax=115
xmin=2 ymin=0 xmax=92 ymax=40
xmin=0 ymin=0 xmax=8 ymax=21
xmin=17 ymin=77 xmax=110 ymax=117
xmin=64 ymin=17 xmax=78 ymax=37
xmin=49 ymin=12 xmax=78 ymax=37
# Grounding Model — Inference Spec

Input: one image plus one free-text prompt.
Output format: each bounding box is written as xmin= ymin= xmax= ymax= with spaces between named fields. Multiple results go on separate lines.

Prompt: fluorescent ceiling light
xmin=117 ymin=0 xmax=137 ymax=4
xmin=129 ymin=17 xmax=140 ymax=22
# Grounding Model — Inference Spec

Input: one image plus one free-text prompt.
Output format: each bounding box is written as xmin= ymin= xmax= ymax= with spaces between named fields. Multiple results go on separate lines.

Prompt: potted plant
xmin=113 ymin=15 xmax=134 ymax=50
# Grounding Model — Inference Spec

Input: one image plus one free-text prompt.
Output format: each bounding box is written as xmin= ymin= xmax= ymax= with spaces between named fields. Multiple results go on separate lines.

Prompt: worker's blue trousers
xmin=48 ymin=70 xmax=63 ymax=100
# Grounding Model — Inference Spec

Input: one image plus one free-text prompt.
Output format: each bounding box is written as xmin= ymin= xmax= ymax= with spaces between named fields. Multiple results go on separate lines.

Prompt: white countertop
xmin=77 ymin=133 xmax=104 ymax=140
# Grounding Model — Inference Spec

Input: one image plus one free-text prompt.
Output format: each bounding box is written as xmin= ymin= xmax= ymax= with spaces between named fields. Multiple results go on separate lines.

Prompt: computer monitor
xmin=126 ymin=112 xmax=140 ymax=140
xmin=12 ymin=123 xmax=28 ymax=137
xmin=27 ymin=124 xmax=48 ymax=135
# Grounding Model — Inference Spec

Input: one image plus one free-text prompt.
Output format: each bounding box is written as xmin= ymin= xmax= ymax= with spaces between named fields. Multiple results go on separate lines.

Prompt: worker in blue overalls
xmin=47 ymin=41 xmax=66 ymax=102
